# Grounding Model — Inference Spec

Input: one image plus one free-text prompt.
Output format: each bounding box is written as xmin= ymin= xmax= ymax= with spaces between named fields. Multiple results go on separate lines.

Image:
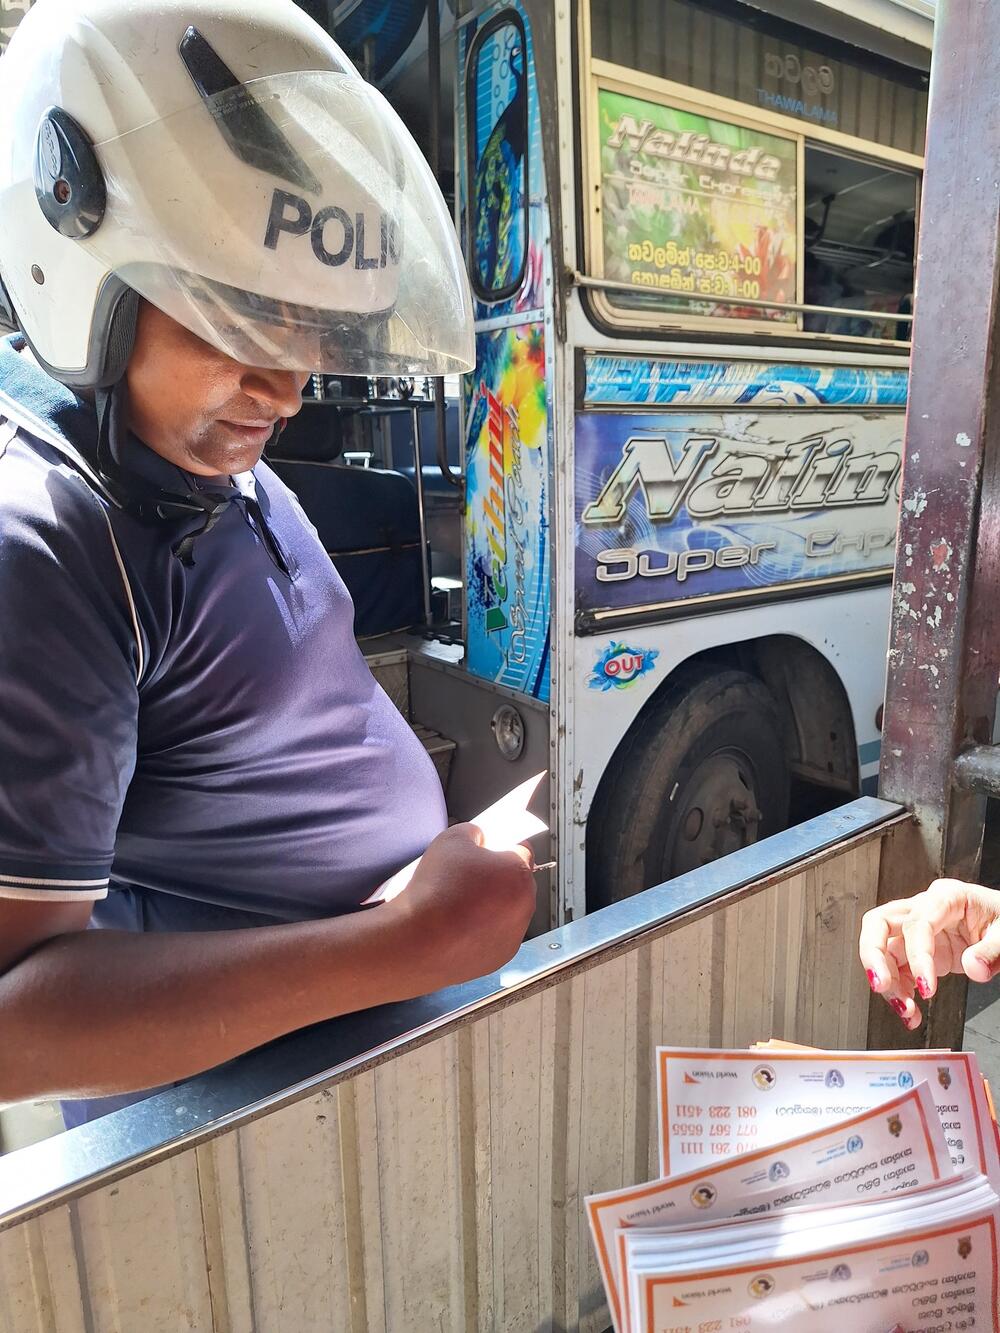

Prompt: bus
xmin=0 ymin=0 xmax=934 ymax=930
xmin=363 ymin=0 xmax=929 ymax=923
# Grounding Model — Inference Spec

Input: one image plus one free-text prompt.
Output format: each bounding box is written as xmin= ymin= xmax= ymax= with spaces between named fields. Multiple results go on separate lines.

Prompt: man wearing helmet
xmin=0 ymin=0 xmax=535 ymax=1124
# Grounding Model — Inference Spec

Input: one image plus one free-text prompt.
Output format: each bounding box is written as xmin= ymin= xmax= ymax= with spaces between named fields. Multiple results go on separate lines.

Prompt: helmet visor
xmin=87 ymin=70 xmax=474 ymax=375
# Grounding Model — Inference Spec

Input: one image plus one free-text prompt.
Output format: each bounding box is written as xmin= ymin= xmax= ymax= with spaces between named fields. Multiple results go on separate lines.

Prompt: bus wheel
xmin=586 ymin=668 xmax=790 ymax=908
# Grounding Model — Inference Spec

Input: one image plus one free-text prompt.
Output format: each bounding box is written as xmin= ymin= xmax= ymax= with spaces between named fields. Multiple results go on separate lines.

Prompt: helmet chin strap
xmin=93 ymin=380 xmax=237 ymax=566
xmin=91 ymin=381 xmax=291 ymax=574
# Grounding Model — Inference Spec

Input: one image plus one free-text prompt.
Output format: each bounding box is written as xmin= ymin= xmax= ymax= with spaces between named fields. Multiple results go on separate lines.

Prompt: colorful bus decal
xmin=575 ymin=410 xmax=903 ymax=617
xmin=459 ymin=0 xmax=547 ymax=319
xmin=584 ymin=356 xmax=910 ymax=409
xmin=462 ymin=1 xmax=552 ymax=699
xmin=466 ymin=323 xmax=550 ymax=698
xmin=466 ymin=11 xmax=529 ymax=303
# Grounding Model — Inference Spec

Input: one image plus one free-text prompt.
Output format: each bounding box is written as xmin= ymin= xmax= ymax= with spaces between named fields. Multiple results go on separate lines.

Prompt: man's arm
xmin=0 ymin=824 xmax=535 ymax=1102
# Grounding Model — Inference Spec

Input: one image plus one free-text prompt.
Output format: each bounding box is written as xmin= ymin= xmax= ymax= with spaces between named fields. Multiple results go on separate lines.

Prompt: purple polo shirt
xmin=0 ymin=334 xmax=446 ymax=1117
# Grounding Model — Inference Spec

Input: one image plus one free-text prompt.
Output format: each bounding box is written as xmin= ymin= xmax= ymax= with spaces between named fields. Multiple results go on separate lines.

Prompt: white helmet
xmin=0 ymin=0 xmax=474 ymax=387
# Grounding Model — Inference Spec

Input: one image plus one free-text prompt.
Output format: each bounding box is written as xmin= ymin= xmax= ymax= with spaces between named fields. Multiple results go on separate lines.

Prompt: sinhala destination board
xmin=597 ymin=86 xmax=799 ymax=324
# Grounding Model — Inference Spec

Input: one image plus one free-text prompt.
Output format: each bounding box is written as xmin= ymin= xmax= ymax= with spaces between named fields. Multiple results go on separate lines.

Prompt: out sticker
xmin=588 ymin=642 xmax=659 ymax=691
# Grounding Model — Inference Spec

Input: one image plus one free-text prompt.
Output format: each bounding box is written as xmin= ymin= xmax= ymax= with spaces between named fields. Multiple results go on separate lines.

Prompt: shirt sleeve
xmin=0 ymin=459 xmax=141 ymax=901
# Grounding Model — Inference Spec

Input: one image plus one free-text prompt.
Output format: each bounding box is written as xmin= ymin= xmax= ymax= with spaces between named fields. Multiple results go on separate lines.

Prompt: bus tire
xmin=586 ymin=667 xmax=790 ymax=908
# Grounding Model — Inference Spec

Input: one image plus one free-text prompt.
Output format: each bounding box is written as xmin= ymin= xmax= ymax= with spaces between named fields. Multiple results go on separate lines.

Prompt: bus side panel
xmin=576 ymin=355 xmax=908 ymax=626
xmin=465 ymin=322 xmax=551 ymax=699
xmin=460 ymin=1 xmax=554 ymax=702
xmin=564 ymin=583 xmax=893 ymax=917
xmin=563 ymin=354 xmax=907 ymax=915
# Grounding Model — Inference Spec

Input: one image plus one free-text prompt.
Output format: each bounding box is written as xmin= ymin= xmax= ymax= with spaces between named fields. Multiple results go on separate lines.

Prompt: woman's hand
xmin=859 ymin=879 xmax=1000 ymax=1029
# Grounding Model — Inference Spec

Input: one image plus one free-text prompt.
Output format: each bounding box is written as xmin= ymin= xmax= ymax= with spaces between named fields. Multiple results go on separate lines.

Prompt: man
xmin=0 ymin=0 xmax=535 ymax=1124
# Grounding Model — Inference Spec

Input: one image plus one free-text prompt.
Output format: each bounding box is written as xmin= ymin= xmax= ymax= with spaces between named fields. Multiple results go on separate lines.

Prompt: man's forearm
xmin=0 ymin=909 xmax=414 ymax=1101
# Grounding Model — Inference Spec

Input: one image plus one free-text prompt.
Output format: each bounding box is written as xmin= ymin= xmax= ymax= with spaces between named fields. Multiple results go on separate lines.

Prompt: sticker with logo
xmin=748 ymin=1275 xmax=775 ymax=1298
xmin=752 ymin=1064 xmax=777 ymax=1092
xmin=588 ymin=641 xmax=659 ymax=691
xmin=690 ymin=1182 xmax=717 ymax=1209
xmin=767 ymin=1161 xmax=790 ymax=1183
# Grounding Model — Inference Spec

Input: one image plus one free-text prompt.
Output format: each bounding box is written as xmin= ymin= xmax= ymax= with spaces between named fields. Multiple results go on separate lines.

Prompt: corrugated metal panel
xmin=0 ymin=828 xmax=886 ymax=1333
xmin=590 ymin=0 xmax=929 ymax=156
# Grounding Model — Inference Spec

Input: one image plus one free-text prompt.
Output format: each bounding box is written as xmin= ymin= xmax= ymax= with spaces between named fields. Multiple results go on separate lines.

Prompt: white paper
xmin=363 ymin=772 xmax=547 ymax=905
xmin=623 ymin=1172 xmax=1000 ymax=1331
xmin=586 ymin=1082 xmax=953 ymax=1333
xmin=656 ymin=1047 xmax=1000 ymax=1186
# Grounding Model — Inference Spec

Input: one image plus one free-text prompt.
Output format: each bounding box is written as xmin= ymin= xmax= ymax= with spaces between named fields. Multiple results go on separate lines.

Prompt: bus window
xmin=803 ymin=146 xmax=917 ymax=342
xmin=592 ymin=79 xmax=800 ymax=332
xmin=465 ymin=12 xmax=529 ymax=303
xmin=584 ymin=0 xmax=925 ymax=344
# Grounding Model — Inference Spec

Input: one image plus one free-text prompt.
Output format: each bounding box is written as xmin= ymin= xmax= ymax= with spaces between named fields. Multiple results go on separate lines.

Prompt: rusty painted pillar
xmin=872 ymin=1 xmax=1000 ymax=1050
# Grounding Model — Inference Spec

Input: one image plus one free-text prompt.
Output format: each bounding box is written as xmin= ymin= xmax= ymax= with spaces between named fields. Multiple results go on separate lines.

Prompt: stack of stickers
xmin=586 ymin=1043 xmax=1000 ymax=1332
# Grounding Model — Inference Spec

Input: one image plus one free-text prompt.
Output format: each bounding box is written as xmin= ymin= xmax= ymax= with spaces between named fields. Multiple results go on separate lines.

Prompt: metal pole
xmin=425 ymin=0 xmax=461 ymax=489
xmin=872 ymin=1 xmax=1000 ymax=1050
xmin=411 ymin=404 xmax=433 ymax=627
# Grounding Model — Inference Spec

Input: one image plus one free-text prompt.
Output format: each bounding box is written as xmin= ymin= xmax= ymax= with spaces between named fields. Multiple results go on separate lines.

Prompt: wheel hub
xmin=671 ymin=750 xmax=762 ymax=874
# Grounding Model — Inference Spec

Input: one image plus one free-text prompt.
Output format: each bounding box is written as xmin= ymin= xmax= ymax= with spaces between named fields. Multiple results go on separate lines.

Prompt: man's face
xmin=125 ymin=302 xmax=309 ymax=476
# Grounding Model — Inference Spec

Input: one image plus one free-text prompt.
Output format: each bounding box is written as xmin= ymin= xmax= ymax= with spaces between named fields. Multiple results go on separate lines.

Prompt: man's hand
xmin=859 ymin=879 xmax=1000 ymax=1029
xmin=380 ymin=823 xmax=536 ymax=993
xmin=0 ymin=826 xmax=538 ymax=1103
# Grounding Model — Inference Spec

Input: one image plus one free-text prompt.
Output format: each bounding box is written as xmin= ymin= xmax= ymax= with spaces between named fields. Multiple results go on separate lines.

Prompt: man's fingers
xmin=510 ymin=843 xmax=535 ymax=870
xmin=454 ymin=821 xmax=486 ymax=848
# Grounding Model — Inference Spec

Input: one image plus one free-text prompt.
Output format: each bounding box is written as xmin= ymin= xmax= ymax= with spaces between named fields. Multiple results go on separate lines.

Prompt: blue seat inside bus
xmin=267 ymin=406 xmax=424 ymax=639
xmin=387 ymin=399 xmax=463 ymax=496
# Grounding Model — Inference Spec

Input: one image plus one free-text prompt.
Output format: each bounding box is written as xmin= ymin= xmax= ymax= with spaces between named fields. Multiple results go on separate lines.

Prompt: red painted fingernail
xmin=916 ymin=977 xmax=932 ymax=999
xmin=890 ymin=997 xmax=908 ymax=1019
xmin=867 ymin=969 xmax=880 ymax=992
